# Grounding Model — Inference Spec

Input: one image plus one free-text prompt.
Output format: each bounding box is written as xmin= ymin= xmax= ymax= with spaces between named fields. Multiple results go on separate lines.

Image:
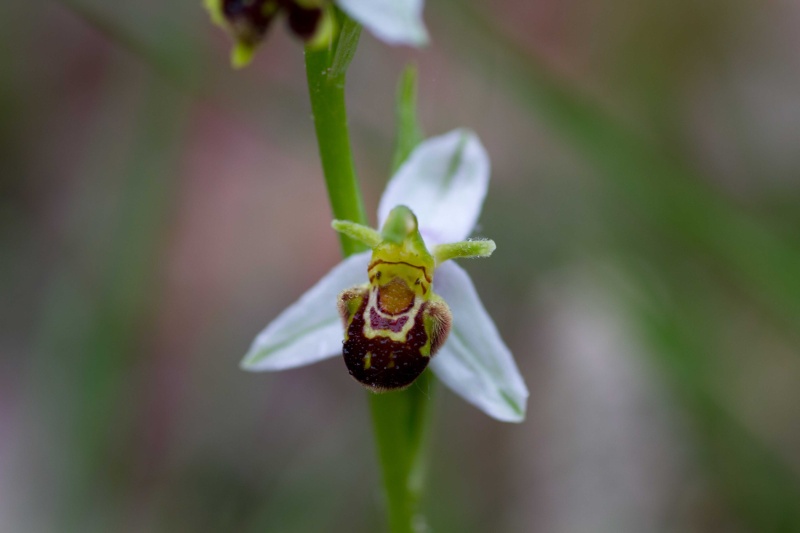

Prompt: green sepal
xmin=204 ymin=0 xmax=225 ymax=27
xmin=332 ymin=220 xmax=382 ymax=248
xmin=232 ymin=42 xmax=257 ymax=68
xmin=433 ymin=239 xmax=496 ymax=265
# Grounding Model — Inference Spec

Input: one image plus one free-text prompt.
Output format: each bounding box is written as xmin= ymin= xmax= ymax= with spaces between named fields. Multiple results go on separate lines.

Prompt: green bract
xmin=242 ymin=130 xmax=528 ymax=422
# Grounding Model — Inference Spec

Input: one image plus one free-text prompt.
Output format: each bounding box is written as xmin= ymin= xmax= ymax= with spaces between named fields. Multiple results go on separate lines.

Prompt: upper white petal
xmin=337 ymin=0 xmax=428 ymax=46
xmin=241 ymin=251 xmax=371 ymax=371
xmin=429 ymin=261 xmax=528 ymax=422
xmin=378 ymin=129 xmax=490 ymax=246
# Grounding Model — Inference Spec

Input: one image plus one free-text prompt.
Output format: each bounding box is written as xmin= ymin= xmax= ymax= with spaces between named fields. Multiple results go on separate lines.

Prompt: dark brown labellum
xmin=343 ymin=296 xmax=431 ymax=391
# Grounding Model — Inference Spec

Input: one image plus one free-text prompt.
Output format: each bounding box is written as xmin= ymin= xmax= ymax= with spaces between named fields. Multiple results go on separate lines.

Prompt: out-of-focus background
xmin=3 ymin=0 xmax=800 ymax=531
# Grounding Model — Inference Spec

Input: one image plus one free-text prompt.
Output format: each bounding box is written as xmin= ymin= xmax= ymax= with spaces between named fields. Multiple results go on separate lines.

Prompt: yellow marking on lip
xmin=363 ymin=352 xmax=372 ymax=370
xmin=378 ymin=278 xmax=415 ymax=315
xmin=362 ymin=291 xmax=421 ymax=343
xmin=368 ymin=259 xmax=431 ymax=283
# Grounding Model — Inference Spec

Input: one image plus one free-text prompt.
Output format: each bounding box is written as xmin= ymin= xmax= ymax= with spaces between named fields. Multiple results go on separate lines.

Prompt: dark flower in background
xmin=206 ymin=0 xmax=429 ymax=67
xmin=222 ymin=0 xmax=328 ymax=43
xmin=207 ymin=0 xmax=334 ymax=66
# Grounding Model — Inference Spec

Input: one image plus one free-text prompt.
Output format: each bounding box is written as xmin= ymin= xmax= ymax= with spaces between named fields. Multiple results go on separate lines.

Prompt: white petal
xmin=429 ymin=261 xmax=528 ymax=422
xmin=337 ymin=0 xmax=428 ymax=46
xmin=378 ymin=129 xmax=489 ymax=246
xmin=241 ymin=251 xmax=371 ymax=371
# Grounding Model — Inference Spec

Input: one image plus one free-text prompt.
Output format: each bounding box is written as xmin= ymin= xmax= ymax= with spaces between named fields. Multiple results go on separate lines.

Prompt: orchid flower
xmin=242 ymin=130 xmax=528 ymax=422
xmin=205 ymin=0 xmax=427 ymax=67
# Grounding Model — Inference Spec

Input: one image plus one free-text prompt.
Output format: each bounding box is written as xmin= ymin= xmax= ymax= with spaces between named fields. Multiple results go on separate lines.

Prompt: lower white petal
xmin=241 ymin=251 xmax=371 ymax=371
xmin=430 ymin=261 xmax=529 ymax=422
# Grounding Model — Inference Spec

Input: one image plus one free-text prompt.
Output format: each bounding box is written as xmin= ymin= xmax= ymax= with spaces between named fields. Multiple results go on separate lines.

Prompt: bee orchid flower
xmin=242 ymin=129 xmax=528 ymax=422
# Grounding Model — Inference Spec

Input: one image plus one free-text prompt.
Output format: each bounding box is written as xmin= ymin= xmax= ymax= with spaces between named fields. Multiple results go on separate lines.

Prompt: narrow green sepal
xmin=232 ymin=43 xmax=256 ymax=68
xmin=204 ymin=0 xmax=258 ymax=68
xmin=332 ymin=220 xmax=382 ymax=248
xmin=381 ymin=205 xmax=417 ymax=244
xmin=204 ymin=0 xmax=225 ymax=27
xmin=433 ymin=239 xmax=496 ymax=265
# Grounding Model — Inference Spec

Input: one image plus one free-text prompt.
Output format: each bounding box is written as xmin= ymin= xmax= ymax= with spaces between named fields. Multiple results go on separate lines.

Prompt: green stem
xmin=369 ymin=372 xmax=434 ymax=533
xmin=304 ymin=18 xmax=368 ymax=255
xmin=304 ymin=17 xmax=430 ymax=533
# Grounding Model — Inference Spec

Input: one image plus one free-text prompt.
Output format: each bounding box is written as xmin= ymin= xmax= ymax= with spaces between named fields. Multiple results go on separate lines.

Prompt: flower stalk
xmin=304 ymin=12 xmax=367 ymax=256
xmin=304 ymin=19 xmax=429 ymax=532
xmin=369 ymin=370 xmax=433 ymax=533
